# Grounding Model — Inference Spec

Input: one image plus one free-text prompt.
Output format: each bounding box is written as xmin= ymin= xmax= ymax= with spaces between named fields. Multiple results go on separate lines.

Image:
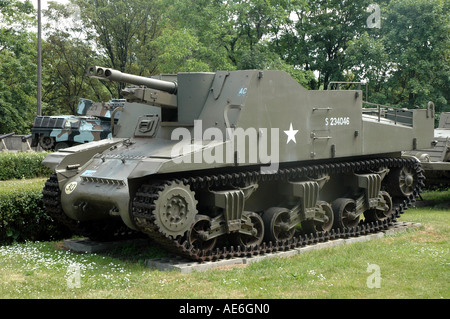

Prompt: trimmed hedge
xmin=0 ymin=179 xmax=71 ymax=244
xmin=0 ymin=152 xmax=53 ymax=180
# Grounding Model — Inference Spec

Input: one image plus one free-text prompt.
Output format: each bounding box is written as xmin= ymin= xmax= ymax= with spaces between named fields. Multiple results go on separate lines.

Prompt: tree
xmin=160 ymin=0 xmax=309 ymax=75
xmin=274 ymin=0 xmax=375 ymax=89
xmin=343 ymin=0 xmax=449 ymax=113
xmin=344 ymin=31 xmax=392 ymax=103
xmin=73 ymin=0 xmax=165 ymax=97
xmin=150 ymin=27 xmax=211 ymax=73
xmin=222 ymin=0 xmax=291 ymax=69
xmin=160 ymin=0 xmax=239 ymax=71
xmin=0 ymin=0 xmax=37 ymax=134
xmin=42 ymin=2 xmax=111 ymax=115
xmin=382 ymin=0 xmax=449 ymax=111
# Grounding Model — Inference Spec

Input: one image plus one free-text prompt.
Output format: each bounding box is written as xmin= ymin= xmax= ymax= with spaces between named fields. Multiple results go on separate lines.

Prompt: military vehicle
xmin=31 ymin=98 xmax=124 ymax=151
xmin=41 ymin=66 xmax=434 ymax=261
xmin=406 ymin=110 xmax=450 ymax=187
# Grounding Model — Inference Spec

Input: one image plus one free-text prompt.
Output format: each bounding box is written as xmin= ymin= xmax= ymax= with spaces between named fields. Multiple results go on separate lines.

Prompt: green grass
xmin=0 ymin=188 xmax=448 ymax=299
xmin=419 ymin=188 xmax=450 ymax=209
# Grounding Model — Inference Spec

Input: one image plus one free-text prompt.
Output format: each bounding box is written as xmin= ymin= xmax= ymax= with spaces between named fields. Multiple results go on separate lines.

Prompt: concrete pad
xmin=64 ymin=237 xmax=152 ymax=253
xmin=146 ymin=222 xmax=421 ymax=272
xmin=383 ymin=222 xmax=421 ymax=235
xmin=146 ymin=257 xmax=246 ymax=274
xmin=344 ymin=232 xmax=384 ymax=244
xmin=244 ymin=249 xmax=300 ymax=265
xmin=63 ymin=222 xmax=420 ymax=272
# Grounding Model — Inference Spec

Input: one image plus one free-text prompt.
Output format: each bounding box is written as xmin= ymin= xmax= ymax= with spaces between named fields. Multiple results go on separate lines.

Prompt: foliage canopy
xmin=0 ymin=0 xmax=448 ymax=133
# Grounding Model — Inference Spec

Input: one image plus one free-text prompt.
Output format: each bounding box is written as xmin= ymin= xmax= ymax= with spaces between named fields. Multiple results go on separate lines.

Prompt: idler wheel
xmin=263 ymin=207 xmax=295 ymax=242
xmin=153 ymin=181 xmax=198 ymax=239
xmin=386 ymin=166 xmax=417 ymax=198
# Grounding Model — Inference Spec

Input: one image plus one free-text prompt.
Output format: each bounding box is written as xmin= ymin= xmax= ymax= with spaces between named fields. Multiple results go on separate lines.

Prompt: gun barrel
xmin=88 ymin=66 xmax=177 ymax=94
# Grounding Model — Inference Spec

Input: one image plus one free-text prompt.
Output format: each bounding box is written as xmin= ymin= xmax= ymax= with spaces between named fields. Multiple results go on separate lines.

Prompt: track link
xmin=131 ymin=157 xmax=425 ymax=262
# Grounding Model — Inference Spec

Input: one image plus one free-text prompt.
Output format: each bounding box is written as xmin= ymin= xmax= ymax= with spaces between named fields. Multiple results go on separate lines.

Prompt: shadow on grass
xmin=52 ymin=236 xmax=171 ymax=265
xmin=416 ymin=188 xmax=450 ymax=209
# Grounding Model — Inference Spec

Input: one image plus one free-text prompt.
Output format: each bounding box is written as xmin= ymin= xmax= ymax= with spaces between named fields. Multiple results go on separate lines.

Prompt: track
xmin=131 ymin=157 xmax=425 ymax=262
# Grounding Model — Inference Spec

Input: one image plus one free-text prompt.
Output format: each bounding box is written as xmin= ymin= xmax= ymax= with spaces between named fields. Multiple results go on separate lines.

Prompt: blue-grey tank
xmin=31 ymin=98 xmax=124 ymax=151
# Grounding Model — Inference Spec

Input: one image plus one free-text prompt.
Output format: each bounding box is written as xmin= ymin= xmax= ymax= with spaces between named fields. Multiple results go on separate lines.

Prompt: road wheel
xmin=332 ymin=198 xmax=359 ymax=230
xmin=262 ymin=207 xmax=295 ymax=242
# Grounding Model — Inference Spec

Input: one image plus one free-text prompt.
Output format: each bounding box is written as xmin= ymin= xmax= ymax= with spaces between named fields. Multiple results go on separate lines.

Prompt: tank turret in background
xmin=31 ymin=98 xmax=124 ymax=151
xmin=77 ymin=98 xmax=124 ymax=119
xmin=41 ymin=66 xmax=435 ymax=261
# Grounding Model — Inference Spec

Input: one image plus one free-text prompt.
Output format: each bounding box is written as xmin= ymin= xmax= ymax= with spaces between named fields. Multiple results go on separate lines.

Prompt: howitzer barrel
xmin=88 ymin=66 xmax=177 ymax=94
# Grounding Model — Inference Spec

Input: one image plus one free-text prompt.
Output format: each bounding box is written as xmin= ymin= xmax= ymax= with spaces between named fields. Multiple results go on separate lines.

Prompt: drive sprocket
xmin=133 ymin=180 xmax=198 ymax=239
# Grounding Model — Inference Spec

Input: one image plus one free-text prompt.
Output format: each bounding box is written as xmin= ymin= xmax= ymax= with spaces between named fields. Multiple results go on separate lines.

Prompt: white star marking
xmin=284 ymin=123 xmax=299 ymax=144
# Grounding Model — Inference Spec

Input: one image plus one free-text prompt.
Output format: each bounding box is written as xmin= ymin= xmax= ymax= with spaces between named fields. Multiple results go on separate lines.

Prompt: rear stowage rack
xmin=362 ymin=101 xmax=414 ymax=127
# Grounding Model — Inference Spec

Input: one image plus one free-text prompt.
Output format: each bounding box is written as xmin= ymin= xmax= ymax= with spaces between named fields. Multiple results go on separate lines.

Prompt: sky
xmin=31 ymin=0 xmax=69 ymax=11
xmin=29 ymin=0 xmax=81 ymax=35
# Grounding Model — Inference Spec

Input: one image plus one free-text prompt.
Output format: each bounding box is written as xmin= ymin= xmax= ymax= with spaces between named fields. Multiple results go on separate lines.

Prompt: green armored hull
xmin=42 ymin=67 xmax=434 ymax=260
